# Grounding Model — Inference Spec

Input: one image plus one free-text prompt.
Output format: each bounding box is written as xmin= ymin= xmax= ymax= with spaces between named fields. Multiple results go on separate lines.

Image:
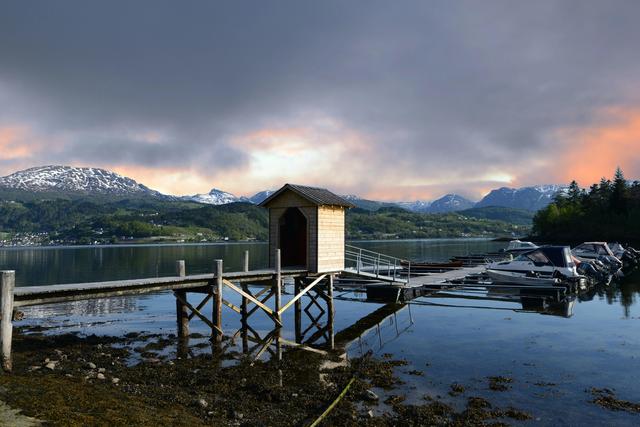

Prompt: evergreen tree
xmin=611 ymin=167 xmax=628 ymax=213
xmin=567 ymin=180 xmax=582 ymax=204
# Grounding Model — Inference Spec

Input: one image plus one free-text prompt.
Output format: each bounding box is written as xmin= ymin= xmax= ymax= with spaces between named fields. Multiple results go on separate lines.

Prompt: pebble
xmin=367 ymin=410 xmax=375 ymax=418
xmin=87 ymin=362 xmax=97 ymax=369
xmin=196 ymin=398 xmax=208 ymax=409
xmin=98 ymin=368 xmax=106 ymax=373
xmin=28 ymin=366 xmax=41 ymax=372
xmin=112 ymin=377 xmax=120 ymax=384
xmin=45 ymin=362 xmax=57 ymax=370
xmin=44 ymin=358 xmax=50 ymax=363
xmin=365 ymin=390 xmax=379 ymax=401
xmin=97 ymin=373 xmax=106 ymax=380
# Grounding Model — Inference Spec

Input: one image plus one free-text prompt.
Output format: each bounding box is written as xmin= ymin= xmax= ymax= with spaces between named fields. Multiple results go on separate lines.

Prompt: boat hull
xmin=486 ymin=269 xmax=559 ymax=287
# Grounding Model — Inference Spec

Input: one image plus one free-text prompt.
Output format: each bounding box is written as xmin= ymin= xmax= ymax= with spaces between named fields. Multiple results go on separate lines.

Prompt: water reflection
xmin=21 ymin=295 xmax=141 ymax=318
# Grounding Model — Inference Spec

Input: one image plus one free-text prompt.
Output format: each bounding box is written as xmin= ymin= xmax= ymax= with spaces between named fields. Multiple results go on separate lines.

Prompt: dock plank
xmin=13 ymin=268 xmax=309 ymax=307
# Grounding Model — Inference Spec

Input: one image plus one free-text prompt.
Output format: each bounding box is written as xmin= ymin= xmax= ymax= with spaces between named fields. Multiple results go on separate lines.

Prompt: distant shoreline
xmin=0 ymin=236 xmax=505 ymax=250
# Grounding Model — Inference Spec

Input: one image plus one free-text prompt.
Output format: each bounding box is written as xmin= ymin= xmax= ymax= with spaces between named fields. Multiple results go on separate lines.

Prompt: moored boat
xmin=486 ymin=246 xmax=584 ymax=287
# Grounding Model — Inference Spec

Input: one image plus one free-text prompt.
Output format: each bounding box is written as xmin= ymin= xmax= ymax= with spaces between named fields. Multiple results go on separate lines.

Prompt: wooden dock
xmin=0 ymin=249 xmax=342 ymax=372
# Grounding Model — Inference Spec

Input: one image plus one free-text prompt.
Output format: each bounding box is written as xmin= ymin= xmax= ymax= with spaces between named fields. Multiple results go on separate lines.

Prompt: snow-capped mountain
xmin=342 ymin=194 xmax=398 ymax=211
xmin=475 ymin=185 xmax=565 ymax=211
xmin=396 ymin=195 xmax=474 ymax=213
xmin=0 ymin=165 xmax=166 ymax=198
xmin=183 ymin=188 xmax=248 ymax=205
xmin=428 ymin=194 xmax=475 ymax=213
xmin=396 ymin=200 xmax=432 ymax=213
xmin=248 ymin=190 xmax=275 ymax=204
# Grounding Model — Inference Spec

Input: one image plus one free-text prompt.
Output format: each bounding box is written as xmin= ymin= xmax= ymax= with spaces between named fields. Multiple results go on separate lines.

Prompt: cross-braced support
xmin=172 ymin=252 xmax=336 ymax=357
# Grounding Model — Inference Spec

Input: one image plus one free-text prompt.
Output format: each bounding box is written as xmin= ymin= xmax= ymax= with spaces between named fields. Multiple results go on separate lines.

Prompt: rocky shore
xmin=0 ymin=326 xmax=635 ymax=426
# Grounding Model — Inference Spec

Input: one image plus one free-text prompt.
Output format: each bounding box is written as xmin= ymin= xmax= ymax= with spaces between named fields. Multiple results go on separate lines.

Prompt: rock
xmin=87 ymin=362 xmax=97 ymax=369
xmin=28 ymin=366 xmax=41 ymax=372
xmin=196 ymin=398 xmax=208 ymax=409
xmin=98 ymin=368 xmax=106 ymax=373
xmin=45 ymin=362 xmax=56 ymax=370
xmin=44 ymin=358 xmax=50 ymax=363
xmin=65 ymin=374 xmax=73 ymax=378
xmin=96 ymin=373 xmax=106 ymax=380
xmin=367 ymin=410 xmax=375 ymax=418
xmin=365 ymin=390 xmax=379 ymax=401
xmin=112 ymin=377 xmax=120 ymax=384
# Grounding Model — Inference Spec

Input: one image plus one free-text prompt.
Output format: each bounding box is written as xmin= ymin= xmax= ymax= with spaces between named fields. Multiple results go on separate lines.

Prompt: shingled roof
xmin=258 ymin=183 xmax=355 ymax=208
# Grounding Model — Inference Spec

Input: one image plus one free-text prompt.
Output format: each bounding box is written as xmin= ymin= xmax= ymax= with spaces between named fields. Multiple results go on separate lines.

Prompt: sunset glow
xmin=554 ymin=108 xmax=640 ymax=185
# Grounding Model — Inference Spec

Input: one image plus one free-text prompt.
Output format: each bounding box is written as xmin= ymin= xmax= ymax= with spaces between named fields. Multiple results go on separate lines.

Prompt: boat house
xmin=259 ymin=184 xmax=354 ymax=273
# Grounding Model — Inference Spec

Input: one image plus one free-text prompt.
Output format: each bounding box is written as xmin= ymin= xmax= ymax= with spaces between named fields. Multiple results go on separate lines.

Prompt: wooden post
xmin=1 ymin=271 xmax=15 ymax=372
xmin=327 ymin=274 xmax=335 ymax=350
xmin=241 ymin=250 xmax=249 ymax=349
xmin=243 ymin=250 xmax=250 ymax=272
xmin=213 ymin=259 xmax=223 ymax=342
xmin=175 ymin=260 xmax=189 ymax=338
xmin=241 ymin=284 xmax=249 ymax=353
xmin=274 ymin=249 xmax=282 ymax=326
xmin=294 ymin=278 xmax=302 ymax=343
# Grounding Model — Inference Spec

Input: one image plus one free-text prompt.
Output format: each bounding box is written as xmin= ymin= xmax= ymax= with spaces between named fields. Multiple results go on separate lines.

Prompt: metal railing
xmin=344 ymin=244 xmax=411 ymax=282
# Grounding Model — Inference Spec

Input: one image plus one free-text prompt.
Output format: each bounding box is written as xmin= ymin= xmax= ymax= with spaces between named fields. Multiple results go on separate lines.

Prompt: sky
xmin=1 ymin=1 xmax=640 ymax=201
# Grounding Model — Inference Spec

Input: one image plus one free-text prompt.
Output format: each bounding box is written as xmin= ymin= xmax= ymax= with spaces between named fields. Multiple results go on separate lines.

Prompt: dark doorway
xmin=278 ymin=208 xmax=307 ymax=268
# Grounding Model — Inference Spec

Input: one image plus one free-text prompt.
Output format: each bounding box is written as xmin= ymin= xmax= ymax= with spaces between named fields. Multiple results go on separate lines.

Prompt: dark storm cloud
xmin=1 ymin=0 xmax=640 ymax=196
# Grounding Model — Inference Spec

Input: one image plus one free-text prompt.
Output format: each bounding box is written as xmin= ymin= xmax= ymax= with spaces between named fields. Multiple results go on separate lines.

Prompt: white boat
xmin=486 ymin=269 xmax=559 ymax=286
xmin=571 ymin=242 xmax=623 ymax=273
xmin=487 ymin=246 xmax=582 ymax=287
xmin=504 ymin=240 xmax=539 ymax=255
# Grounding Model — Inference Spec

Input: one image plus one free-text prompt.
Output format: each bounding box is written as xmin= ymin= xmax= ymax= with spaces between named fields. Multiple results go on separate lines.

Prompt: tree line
xmin=532 ymin=168 xmax=640 ymax=243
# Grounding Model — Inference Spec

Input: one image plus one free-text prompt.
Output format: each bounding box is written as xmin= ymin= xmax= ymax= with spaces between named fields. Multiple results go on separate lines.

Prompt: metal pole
xmin=243 ymin=250 xmax=249 ymax=272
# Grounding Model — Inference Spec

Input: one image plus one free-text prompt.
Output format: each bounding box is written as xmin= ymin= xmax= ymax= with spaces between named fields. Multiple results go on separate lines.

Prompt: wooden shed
xmin=259 ymin=184 xmax=355 ymax=273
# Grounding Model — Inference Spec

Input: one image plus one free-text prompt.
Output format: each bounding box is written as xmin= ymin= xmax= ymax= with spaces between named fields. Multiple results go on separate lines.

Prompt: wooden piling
xmin=274 ymin=249 xmax=282 ymax=326
xmin=294 ymin=278 xmax=302 ymax=342
xmin=241 ymin=251 xmax=249 ymax=348
xmin=1 ymin=270 xmax=15 ymax=372
xmin=213 ymin=259 xmax=223 ymax=342
xmin=175 ymin=260 xmax=189 ymax=338
xmin=241 ymin=284 xmax=249 ymax=352
xmin=327 ymin=274 xmax=335 ymax=350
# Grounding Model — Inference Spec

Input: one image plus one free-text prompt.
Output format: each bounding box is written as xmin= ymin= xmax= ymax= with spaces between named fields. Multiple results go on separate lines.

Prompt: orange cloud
xmin=554 ymin=107 xmax=640 ymax=185
xmin=109 ymin=165 xmax=215 ymax=196
xmin=0 ymin=126 xmax=33 ymax=160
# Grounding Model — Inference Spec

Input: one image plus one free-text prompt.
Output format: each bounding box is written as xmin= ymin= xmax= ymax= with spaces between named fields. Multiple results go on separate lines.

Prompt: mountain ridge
xmin=0 ymin=165 xmax=566 ymax=212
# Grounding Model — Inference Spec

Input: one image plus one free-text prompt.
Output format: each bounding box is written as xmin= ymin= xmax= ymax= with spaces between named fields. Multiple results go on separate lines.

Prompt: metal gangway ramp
xmin=343 ymin=244 xmax=409 ymax=284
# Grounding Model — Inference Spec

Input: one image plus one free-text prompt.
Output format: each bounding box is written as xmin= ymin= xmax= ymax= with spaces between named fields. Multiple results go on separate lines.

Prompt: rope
xmin=308 ymin=377 xmax=356 ymax=427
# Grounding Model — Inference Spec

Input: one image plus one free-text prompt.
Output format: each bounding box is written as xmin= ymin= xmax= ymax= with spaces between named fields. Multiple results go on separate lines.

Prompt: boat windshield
xmin=515 ymin=250 xmax=553 ymax=266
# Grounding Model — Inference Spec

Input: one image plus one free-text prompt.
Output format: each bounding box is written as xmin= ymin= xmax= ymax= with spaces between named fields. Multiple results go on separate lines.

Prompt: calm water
xmin=1 ymin=239 xmax=639 ymax=426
